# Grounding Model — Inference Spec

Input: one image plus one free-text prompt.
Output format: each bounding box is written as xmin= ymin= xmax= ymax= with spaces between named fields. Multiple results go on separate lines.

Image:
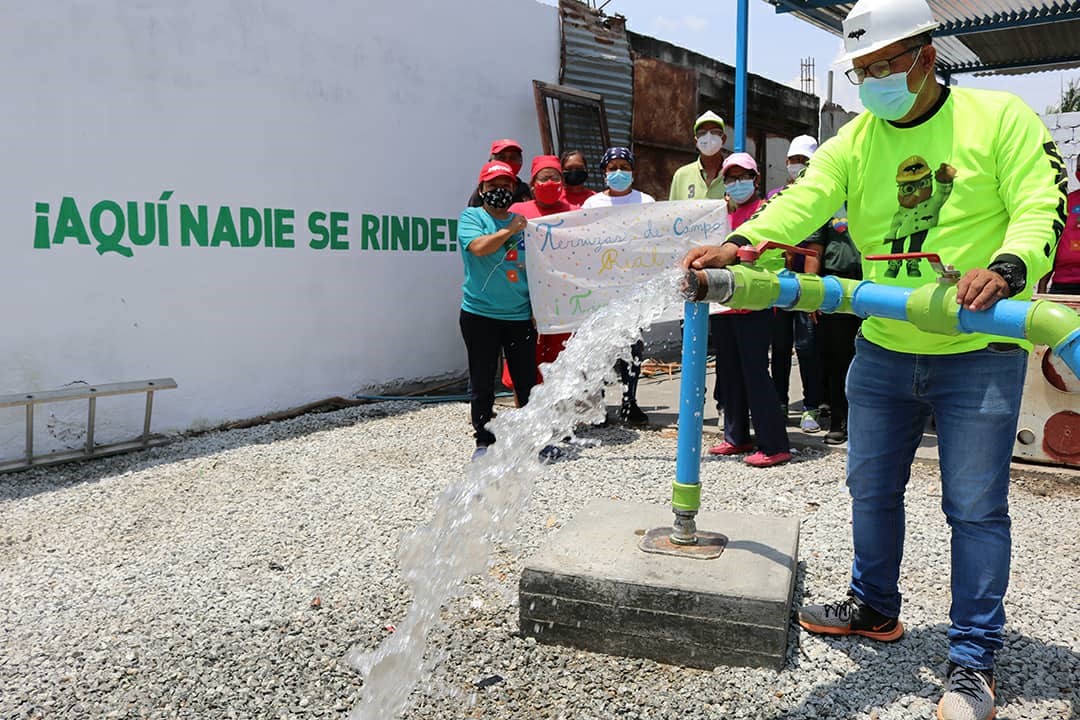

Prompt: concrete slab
xmin=519 ymin=499 xmax=800 ymax=670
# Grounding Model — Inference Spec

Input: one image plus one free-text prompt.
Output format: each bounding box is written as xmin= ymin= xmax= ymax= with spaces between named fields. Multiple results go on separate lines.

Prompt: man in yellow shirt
xmin=668 ymin=111 xmax=728 ymax=201
xmin=682 ymin=0 xmax=1066 ymax=717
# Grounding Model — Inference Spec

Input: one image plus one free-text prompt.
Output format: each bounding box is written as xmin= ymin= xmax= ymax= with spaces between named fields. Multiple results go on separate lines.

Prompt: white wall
xmin=1042 ymin=112 xmax=1080 ymax=193
xmin=1 ymin=1 xmax=560 ymax=457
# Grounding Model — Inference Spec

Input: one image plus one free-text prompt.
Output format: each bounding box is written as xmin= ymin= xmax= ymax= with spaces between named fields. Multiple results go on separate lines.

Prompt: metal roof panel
xmin=766 ymin=0 xmax=1080 ymax=75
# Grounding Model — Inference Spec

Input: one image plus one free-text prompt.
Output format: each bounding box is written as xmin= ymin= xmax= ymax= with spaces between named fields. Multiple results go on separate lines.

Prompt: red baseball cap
xmin=478 ymin=161 xmax=517 ymax=183
xmin=490 ymin=138 xmax=523 ymax=155
xmin=530 ymin=155 xmax=563 ymax=179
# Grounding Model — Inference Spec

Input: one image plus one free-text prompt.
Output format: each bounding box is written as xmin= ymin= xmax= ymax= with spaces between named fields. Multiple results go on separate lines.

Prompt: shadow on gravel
xmin=0 ymin=400 xmax=433 ymax=504
xmin=776 ymin=622 xmax=1079 ymax=719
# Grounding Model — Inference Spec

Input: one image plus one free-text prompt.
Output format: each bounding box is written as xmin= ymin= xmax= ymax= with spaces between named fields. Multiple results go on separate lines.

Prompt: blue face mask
xmin=605 ymin=170 xmax=633 ymax=192
xmin=858 ymin=50 xmax=928 ymax=121
xmin=725 ymin=179 xmax=756 ymax=204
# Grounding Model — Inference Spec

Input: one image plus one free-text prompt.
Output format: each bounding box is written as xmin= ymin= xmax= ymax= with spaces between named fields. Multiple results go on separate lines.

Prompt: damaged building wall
xmin=628 ymin=32 xmax=820 ymax=200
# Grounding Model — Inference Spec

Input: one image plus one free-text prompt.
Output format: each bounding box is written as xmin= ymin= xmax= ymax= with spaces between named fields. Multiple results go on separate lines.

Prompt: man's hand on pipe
xmin=681 ymin=243 xmax=740 ymax=270
xmin=956 ymin=268 xmax=1009 ymax=312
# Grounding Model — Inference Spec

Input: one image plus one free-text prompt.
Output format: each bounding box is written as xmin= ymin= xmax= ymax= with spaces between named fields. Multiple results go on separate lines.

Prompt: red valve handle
xmin=737 ymin=240 xmax=820 ymax=264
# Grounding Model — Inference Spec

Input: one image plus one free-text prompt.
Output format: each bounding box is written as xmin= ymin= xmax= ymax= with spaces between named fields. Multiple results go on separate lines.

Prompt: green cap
xmin=693 ymin=110 xmax=726 ymax=134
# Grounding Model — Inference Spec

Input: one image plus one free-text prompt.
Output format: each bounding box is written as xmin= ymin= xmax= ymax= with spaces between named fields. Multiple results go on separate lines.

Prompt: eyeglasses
xmin=845 ymin=46 xmax=923 ymax=85
xmin=897 ymin=177 xmax=932 ymax=195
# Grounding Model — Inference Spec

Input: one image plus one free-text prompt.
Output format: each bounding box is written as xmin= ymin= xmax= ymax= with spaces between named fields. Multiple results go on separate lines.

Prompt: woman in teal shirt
xmin=458 ymin=161 xmax=538 ymax=459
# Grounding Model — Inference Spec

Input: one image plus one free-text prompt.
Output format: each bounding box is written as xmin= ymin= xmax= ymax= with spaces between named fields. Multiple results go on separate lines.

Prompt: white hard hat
xmin=787 ymin=135 xmax=818 ymax=159
xmin=838 ymin=0 xmax=939 ymax=64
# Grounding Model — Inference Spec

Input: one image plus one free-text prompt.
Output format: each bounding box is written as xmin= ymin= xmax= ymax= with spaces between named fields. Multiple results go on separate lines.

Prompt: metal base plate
xmin=638 ymin=526 xmax=728 ymax=559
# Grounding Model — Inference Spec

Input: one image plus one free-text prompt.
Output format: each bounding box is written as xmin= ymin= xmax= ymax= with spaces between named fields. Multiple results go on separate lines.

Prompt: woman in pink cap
xmin=707 ymin=152 xmax=792 ymax=467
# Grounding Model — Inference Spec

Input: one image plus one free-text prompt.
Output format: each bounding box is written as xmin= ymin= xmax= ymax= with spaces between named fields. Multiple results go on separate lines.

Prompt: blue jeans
xmin=845 ymin=336 xmax=1027 ymax=670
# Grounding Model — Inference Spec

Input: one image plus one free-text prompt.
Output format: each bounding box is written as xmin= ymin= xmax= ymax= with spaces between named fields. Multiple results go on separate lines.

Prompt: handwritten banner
xmin=524 ymin=200 xmax=729 ymax=333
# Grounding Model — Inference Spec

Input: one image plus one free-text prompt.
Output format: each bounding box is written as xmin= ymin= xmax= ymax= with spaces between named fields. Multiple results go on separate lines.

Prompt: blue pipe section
xmin=1058 ymin=330 xmax=1080 ymax=378
xmin=675 ymin=301 xmax=709 ymax=488
xmin=774 ymin=270 xmax=801 ymax=308
xmin=850 ymin=281 xmax=914 ymax=321
xmin=734 ymin=0 xmax=749 ymax=153
xmin=821 ymin=275 xmax=845 ymax=314
xmin=957 ymin=299 xmax=1031 ymax=339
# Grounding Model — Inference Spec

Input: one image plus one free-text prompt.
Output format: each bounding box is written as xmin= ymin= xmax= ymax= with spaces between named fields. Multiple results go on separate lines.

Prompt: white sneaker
xmin=937 ymin=663 xmax=995 ymax=720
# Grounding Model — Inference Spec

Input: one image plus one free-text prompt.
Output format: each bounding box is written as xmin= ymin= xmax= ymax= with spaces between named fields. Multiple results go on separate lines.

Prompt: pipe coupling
xmin=682 ymin=269 xmax=735 ymax=304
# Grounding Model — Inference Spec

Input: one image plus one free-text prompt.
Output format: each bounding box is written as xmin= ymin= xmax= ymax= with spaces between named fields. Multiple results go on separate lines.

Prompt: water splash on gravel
xmin=345 ymin=270 xmax=685 ymax=719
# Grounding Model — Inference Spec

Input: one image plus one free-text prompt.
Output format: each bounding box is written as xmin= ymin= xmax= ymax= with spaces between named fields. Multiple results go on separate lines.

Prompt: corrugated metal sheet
xmin=764 ymin=0 xmax=1080 ymax=76
xmin=560 ymin=0 xmax=634 ymax=147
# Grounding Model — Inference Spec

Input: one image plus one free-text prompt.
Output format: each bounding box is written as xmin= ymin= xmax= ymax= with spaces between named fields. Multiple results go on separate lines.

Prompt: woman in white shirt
xmin=581 ymin=147 xmax=652 ymax=425
xmin=582 ymin=147 xmax=655 ymax=208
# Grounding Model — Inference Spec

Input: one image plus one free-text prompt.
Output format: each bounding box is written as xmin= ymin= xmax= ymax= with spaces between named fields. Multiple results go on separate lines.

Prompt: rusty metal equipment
xmin=1014 ymin=293 xmax=1080 ymax=468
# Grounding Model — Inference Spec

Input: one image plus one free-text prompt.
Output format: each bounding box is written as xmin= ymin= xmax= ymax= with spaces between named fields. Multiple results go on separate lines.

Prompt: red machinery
xmin=1014 ymin=293 xmax=1080 ymax=468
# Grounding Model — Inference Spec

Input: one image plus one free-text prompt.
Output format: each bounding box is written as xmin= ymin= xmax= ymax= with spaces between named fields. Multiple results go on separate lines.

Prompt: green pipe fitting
xmin=729 ymin=264 xmax=781 ymax=310
xmin=1027 ymin=299 xmax=1080 ymax=349
xmin=791 ymin=274 xmax=826 ymax=312
xmin=671 ymin=481 xmax=702 ymax=512
xmin=833 ymin=278 xmax=863 ymax=315
xmin=905 ymin=284 xmax=961 ymax=337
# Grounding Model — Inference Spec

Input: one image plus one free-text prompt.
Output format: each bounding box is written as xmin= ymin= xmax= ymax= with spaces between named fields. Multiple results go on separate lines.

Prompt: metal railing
xmin=0 ymin=378 xmax=177 ymax=473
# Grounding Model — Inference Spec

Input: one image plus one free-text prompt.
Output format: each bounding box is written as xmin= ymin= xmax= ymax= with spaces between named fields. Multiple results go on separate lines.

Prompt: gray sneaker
xmin=937 ymin=663 xmax=995 ymax=720
xmin=800 ymin=410 xmax=821 ymax=433
xmin=798 ymin=592 xmax=904 ymax=641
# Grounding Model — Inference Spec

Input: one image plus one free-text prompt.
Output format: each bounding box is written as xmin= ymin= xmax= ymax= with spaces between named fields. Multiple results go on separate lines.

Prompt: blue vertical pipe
xmin=672 ymin=0 xmax=752 ymax=494
xmin=671 ymin=0 xmax=743 ymax=484
xmin=675 ymin=302 xmax=709 ymax=488
xmin=734 ymin=0 xmax=750 ymax=153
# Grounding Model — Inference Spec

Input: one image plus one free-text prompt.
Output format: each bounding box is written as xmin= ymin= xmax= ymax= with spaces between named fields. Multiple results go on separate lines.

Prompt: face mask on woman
xmin=725 ymin=179 xmax=756 ymax=204
xmin=605 ymin=170 xmax=633 ymax=193
xmin=479 ymin=186 xmax=514 ymax=209
xmin=533 ymin=180 xmax=564 ymax=205
xmin=563 ymin=168 xmax=588 ymax=186
xmin=787 ymin=163 xmax=807 ymax=181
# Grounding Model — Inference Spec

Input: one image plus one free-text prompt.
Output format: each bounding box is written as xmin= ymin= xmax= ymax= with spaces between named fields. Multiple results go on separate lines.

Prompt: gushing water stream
xmin=345 ymin=270 xmax=686 ymax=719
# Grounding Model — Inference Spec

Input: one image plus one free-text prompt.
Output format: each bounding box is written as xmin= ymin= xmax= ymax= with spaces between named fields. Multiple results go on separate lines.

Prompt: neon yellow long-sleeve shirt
xmin=731 ymin=86 xmax=1068 ymax=355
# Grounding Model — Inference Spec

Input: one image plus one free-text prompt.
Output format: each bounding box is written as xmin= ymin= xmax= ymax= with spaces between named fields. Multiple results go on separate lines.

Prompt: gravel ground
xmin=1 ymin=399 xmax=1077 ymax=720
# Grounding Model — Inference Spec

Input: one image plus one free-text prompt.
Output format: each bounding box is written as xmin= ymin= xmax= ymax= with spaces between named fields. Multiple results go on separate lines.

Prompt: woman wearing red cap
xmin=467 ymin=139 xmax=532 ymax=208
xmin=504 ymin=156 xmax=580 ymax=389
xmin=458 ymin=160 xmax=538 ymax=460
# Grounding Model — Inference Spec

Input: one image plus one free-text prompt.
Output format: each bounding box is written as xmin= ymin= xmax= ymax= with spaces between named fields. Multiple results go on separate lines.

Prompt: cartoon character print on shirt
xmin=882 ymin=155 xmax=957 ymax=278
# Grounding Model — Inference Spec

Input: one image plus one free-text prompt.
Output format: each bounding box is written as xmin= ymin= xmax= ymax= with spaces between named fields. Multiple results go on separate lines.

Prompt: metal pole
xmin=25 ymin=404 xmax=34 ymax=465
xmin=86 ymin=396 xmax=96 ymax=455
xmin=143 ymin=391 xmax=155 ymax=445
xmin=735 ymin=0 xmax=750 ymax=153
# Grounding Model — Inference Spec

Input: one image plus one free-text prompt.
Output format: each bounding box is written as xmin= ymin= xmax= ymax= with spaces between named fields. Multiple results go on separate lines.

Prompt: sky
xmin=538 ymin=0 xmax=1080 ymax=117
